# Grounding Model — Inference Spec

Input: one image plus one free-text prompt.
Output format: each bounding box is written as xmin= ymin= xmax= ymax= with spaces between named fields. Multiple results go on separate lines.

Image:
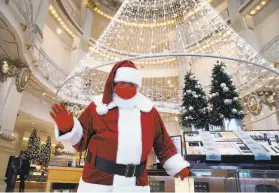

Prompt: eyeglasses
xmin=116 ymin=82 xmax=137 ymax=89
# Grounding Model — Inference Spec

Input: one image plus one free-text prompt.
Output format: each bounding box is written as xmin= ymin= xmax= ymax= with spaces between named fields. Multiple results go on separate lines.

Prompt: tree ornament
xmin=220 ymin=83 xmax=226 ymax=88
xmin=192 ymin=91 xmax=196 ymax=95
xmin=221 ymin=66 xmax=226 ymax=70
xmin=224 ymin=99 xmax=230 ymax=105
xmin=223 ymin=87 xmax=229 ymax=92
xmin=215 ymin=92 xmax=219 ymax=96
xmin=232 ymin=108 xmax=237 ymax=114
xmin=233 ymin=97 xmax=238 ymax=102
xmin=219 ymin=114 xmax=224 ymax=119
xmin=237 ymin=111 xmax=242 ymax=116
xmin=194 ymin=95 xmax=198 ymax=98
xmin=186 ymin=90 xmax=192 ymax=94
xmin=190 ymin=75 xmax=195 ymax=80
xmin=189 ymin=106 xmax=194 ymax=111
xmin=185 ymin=116 xmax=188 ymax=120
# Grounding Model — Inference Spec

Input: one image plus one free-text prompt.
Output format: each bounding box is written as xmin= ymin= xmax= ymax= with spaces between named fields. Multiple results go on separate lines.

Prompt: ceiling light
xmin=42 ymin=92 xmax=46 ymax=96
xmin=261 ymin=1 xmax=266 ymax=5
xmin=167 ymin=80 xmax=171 ymax=84
xmin=256 ymin=5 xmax=261 ymax=10
xmin=250 ymin=10 xmax=256 ymax=15
xmin=56 ymin=28 xmax=62 ymax=34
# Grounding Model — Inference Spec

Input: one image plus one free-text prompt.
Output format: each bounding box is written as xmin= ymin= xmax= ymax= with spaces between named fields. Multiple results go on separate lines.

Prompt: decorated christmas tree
xmin=179 ymin=71 xmax=209 ymax=130
xmin=209 ymin=61 xmax=244 ymax=126
xmin=37 ymin=136 xmax=52 ymax=166
xmin=26 ymin=129 xmax=41 ymax=160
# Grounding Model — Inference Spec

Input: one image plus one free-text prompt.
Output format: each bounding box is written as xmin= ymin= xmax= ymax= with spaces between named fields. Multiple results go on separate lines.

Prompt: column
xmin=0 ymin=77 xmax=23 ymax=192
xmin=175 ymin=24 xmax=190 ymax=92
xmin=14 ymin=131 xmax=25 ymax=155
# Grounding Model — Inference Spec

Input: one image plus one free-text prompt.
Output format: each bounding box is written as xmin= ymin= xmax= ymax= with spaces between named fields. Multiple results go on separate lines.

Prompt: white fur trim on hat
xmin=96 ymin=102 xmax=116 ymax=115
xmin=96 ymin=103 xmax=109 ymax=115
xmin=54 ymin=117 xmax=83 ymax=146
xmin=114 ymin=67 xmax=142 ymax=87
xmin=163 ymin=154 xmax=190 ymax=176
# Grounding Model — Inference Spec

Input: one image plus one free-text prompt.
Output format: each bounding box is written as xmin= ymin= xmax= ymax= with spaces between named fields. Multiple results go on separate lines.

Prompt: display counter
xmin=14 ymin=181 xmax=46 ymax=192
xmin=45 ymin=166 xmax=279 ymax=192
xmin=46 ymin=166 xmax=83 ymax=192
xmin=44 ymin=130 xmax=279 ymax=192
xmin=183 ymin=131 xmax=279 ymax=163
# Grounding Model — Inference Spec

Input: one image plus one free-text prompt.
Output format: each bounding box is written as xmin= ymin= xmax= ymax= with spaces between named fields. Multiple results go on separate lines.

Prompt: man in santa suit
xmin=50 ymin=60 xmax=190 ymax=192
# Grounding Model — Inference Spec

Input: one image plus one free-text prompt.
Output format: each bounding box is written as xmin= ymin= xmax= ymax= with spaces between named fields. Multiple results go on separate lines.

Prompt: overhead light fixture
xmin=249 ymin=0 xmax=270 ymax=16
xmin=48 ymin=4 xmax=76 ymax=39
xmin=42 ymin=92 xmax=46 ymax=96
xmin=250 ymin=10 xmax=256 ymax=15
xmin=56 ymin=28 xmax=62 ymax=34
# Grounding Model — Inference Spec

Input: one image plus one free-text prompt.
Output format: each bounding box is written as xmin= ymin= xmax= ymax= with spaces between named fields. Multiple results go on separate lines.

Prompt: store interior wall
xmin=41 ymin=19 xmax=72 ymax=74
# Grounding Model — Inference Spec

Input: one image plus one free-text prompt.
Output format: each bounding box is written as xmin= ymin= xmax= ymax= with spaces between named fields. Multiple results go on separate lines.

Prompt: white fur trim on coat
xmin=77 ymin=177 xmax=150 ymax=192
xmin=113 ymin=107 xmax=142 ymax=189
xmin=54 ymin=117 xmax=83 ymax=146
xmin=114 ymin=67 xmax=142 ymax=87
xmin=163 ymin=154 xmax=190 ymax=176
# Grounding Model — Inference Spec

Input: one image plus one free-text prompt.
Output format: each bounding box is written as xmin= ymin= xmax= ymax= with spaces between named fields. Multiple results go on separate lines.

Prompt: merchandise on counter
xmin=184 ymin=132 xmax=200 ymax=141
xmin=233 ymin=142 xmax=253 ymax=155
xmin=186 ymin=142 xmax=205 ymax=155
xmin=215 ymin=142 xmax=241 ymax=155
xmin=275 ymin=135 xmax=279 ymax=143
xmin=149 ymin=181 xmax=165 ymax=192
xmin=194 ymin=182 xmax=209 ymax=192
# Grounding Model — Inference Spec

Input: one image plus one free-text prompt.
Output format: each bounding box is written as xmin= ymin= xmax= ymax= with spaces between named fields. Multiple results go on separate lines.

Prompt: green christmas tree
xmin=179 ymin=71 xmax=209 ymax=130
xmin=26 ymin=129 xmax=41 ymax=160
xmin=209 ymin=61 xmax=244 ymax=126
xmin=37 ymin=136 xmax=52 ymax=166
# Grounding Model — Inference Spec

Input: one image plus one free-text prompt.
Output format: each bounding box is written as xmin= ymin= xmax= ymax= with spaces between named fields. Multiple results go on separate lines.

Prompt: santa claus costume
xmin=51 ymin=61 xmax=190 ymax=192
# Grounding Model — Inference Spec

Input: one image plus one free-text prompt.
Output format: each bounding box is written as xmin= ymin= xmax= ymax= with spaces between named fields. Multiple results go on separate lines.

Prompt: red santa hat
xmin=96 ymin=61 xmax=142 ymax=114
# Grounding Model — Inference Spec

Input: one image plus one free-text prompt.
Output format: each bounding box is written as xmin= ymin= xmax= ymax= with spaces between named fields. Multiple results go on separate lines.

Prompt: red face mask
xmin=115 ymin=82 xmax=137 ymax=100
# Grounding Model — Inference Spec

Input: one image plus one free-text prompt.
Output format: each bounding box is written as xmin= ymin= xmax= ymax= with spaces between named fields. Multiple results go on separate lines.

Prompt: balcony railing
xmin=10 ymin=0 xmax=36 ymax=47
xmin=36 ymin=48 xmax=67 ymax=87
xmin=59 ymin=0 xmax=81 ymax=27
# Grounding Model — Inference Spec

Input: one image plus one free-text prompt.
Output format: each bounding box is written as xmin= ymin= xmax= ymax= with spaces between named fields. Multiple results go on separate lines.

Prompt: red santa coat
xmin=55 ymin=93 xmax=189 ymax=192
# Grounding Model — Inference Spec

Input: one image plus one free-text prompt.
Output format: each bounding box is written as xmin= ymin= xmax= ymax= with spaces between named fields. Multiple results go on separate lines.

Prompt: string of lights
xmin=56 ymin=0 xmax=276 ymax=118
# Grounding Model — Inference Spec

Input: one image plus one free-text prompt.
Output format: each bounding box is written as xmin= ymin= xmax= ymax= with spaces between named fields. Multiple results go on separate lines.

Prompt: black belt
xmin=86 ymin=151 xmax=145 ymax=177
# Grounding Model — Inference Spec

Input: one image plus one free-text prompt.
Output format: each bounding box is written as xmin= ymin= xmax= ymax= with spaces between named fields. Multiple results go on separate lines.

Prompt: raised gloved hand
xmin=50 ymin=103 xmax=74 ymax=133
xmin=175 ymin=167 xmax=190 ymax=181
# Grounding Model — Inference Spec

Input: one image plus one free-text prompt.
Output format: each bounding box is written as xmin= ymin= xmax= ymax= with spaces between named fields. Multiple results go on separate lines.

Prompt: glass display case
xmin=183 ymin=131 xmax=279 ymax=163
xmin=148 ymin=168 xmax=279 ymax=192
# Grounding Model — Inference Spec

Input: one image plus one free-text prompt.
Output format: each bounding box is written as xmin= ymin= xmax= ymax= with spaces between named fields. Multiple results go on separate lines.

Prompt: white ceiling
xmin=14 ymin=111 xmax=56 ymax=143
